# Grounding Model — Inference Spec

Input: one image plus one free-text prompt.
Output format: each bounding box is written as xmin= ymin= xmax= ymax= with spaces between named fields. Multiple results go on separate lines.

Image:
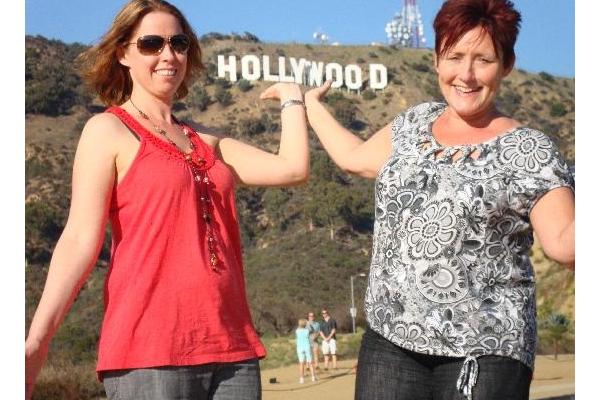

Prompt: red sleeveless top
xmin=96 ymin=107 xmax=266 ymax=373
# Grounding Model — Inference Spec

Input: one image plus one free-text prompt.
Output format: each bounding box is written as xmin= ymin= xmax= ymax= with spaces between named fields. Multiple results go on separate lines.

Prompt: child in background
xmin=296 ymin=319 xmax=316 ymax=383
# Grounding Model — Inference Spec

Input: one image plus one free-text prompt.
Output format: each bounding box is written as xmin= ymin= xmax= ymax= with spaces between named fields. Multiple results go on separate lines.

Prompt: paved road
xmin=261 ymin=354 xmax=575 ymax=400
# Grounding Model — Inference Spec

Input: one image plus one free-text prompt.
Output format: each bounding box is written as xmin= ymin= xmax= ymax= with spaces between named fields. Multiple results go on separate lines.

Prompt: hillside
xmin=25 ymin=34 xmax=575 ymax=399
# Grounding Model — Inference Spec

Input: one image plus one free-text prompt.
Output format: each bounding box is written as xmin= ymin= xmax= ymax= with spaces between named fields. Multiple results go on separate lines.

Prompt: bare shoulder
xmin=497 ymin=115 xmax=522 ymax=131
xmin=81 ymin=112 xmax=129 ymax=141
xmin=78 ymin=112 xmax=134 ymax=157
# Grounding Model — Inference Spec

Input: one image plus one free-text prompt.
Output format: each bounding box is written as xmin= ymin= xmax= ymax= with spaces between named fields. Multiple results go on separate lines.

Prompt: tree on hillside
xmin=186 ymin=85 xmax=212 ymax=111
xmin=540 ymin=312 xmax=571 ymax=360
xmin=25 ymin=37 xmax=90 ymax=116
xmin=304 ymin=152 xmax=362 ymax=239
xmin=263 ymin=188 xmax=292 ymax=230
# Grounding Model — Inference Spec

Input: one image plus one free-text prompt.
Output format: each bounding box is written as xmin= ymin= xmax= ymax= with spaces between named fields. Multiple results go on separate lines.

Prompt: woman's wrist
xmin=280 ymin=98 xmax=305 ymax=111
xmin=278 ymin=84 xmax=303 ymax=105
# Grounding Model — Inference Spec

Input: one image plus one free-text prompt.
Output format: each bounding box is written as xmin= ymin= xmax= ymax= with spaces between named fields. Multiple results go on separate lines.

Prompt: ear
xmin=502 ymin=57 xmax=515 ymax=78
xmin=433 ymin=53 xmax=439 ymax=74
xmin=117 ymin=46 xmax=130 ymax=68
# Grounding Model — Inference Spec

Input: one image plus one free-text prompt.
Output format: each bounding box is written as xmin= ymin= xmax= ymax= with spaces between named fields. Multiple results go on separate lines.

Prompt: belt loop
xmin=456 ymin=355 xmax=479 ymax=400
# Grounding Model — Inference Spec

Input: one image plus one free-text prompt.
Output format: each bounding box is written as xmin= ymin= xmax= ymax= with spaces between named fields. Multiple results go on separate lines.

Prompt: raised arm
xmin=216 ymin=82 xmax=309 ymax=187
xmin=305 ymin=81 xmax=392 ymax=179
xmin=25 ymin=114 xmax=119 ymax=399
xmin=530 ymin=186 xmax=575 ymax=270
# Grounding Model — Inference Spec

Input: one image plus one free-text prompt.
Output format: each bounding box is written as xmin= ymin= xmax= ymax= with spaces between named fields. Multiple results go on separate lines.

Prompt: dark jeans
xmin=102 ymin=358 xmax=261 ymax=400
xmin=355 ymin=327 xmax=532 ymax=400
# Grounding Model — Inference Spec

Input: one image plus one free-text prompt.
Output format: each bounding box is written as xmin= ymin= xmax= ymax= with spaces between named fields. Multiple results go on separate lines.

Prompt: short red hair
xmin=433 ymin=0 xmax=521 ymax=69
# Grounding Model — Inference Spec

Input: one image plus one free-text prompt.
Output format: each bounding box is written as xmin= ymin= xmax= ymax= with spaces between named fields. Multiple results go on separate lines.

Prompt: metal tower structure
xmin=312 ymin=29 xmax=330 ymax=45
xmin=385 ymin=0 xmax=427 ymax=48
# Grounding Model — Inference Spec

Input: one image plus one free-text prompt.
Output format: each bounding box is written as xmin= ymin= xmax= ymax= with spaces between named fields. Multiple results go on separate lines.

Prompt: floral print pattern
xmin=406 ymin=199 xmax=459 ymax=260
xmin=365 ymin=102 xmax=574 ymax=371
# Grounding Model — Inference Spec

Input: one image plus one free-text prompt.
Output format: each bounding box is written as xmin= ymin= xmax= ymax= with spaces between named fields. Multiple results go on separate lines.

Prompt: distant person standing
xmin=296 ymin=319 xmax=317 ymax=383
xmin=307 ymin=311 xmax=321 ymax=370
xmin=320 ymin=309 xmax=338 ymax=370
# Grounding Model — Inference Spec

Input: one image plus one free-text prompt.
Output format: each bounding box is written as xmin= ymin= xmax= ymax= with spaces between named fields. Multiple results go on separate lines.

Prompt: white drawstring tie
xmin=456 ymin=355 xmax=479 ymax=400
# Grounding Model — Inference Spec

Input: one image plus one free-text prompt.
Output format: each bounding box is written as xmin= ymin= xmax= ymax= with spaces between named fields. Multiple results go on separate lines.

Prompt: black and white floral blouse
xmin=365 ymin=102 xmax=573 ymax=389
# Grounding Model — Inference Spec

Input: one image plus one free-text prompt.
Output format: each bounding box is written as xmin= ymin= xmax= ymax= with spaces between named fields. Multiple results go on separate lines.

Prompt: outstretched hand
xmin=26 ymin=339 xmax=49 ymax=400
xmin=305 ymin=80 xmax=333 ymax=103
xmin=259 ymin=82 xmax=303 ymax=102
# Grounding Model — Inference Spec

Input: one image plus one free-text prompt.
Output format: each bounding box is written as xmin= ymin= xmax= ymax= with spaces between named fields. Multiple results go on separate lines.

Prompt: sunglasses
xmin=126 ymin=34 xmax=190 ymax=55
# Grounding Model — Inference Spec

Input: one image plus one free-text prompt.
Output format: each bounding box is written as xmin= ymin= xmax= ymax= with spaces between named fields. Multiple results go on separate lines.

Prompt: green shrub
xmin=237 ymin=79 xmax=253 ymax=92
xmin=187 ymin=85 xmax=212 ymax=111
xmin=214 ymin=86 xmax=233 ymax=106
xmin=238 ymin=117 xmax=265 ymax=136
xmin=549 ymin=101 xmax=567 ymax=117
xmin=334 ymin=99 xmax=357 ymax=128
xmin=25 ymin=43 xmax=87 ymax=116
xmin=539 ymin=71 xmax=555 ymax=83
xmin=214 ymin=78 xmax=232 ymax=89
xmin=26 ymin=200 xmax=62 ymax=241
xmin=411 ymin=62 xmax=431 ymax=73
xmin=324 ymin=91 xmax=348 ymax=107
xmin=361 ymin=89 xmax=376 ymax=101
xmin=497 ymin=91 xmax=522 ymax=115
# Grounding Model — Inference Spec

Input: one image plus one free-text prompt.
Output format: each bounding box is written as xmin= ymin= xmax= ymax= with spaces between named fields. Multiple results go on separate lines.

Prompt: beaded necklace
xmin=129 ymin=98 xmax=220 ymax=271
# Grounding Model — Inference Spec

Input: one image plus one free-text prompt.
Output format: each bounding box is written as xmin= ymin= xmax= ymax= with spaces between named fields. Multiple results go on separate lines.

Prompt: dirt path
xmin=261 ymin=354 xmax=575 ymax=400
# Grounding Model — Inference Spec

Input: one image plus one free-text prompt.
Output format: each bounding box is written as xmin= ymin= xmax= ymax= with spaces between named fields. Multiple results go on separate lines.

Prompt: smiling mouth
xmin=453 ymin=85 xmax=481 ymax=94
xmin=154 ymin=69 xmax=177 ymax=76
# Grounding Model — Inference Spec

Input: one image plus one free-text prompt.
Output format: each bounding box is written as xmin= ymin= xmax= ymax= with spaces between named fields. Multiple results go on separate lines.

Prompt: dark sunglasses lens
xmin=137 ymin=35 xmax=165 ymax=54
xmin=170 ymin=34 xmax=190 ymax=53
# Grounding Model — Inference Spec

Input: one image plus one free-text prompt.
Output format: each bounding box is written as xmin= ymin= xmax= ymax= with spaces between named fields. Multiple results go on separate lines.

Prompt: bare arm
xmin=25 ymin=114 xmax=119 ymax=398
xmin=217 ymin=83 xmax=309 ymax=187
xmin=530 ymin=186 xmax=575 ymax=270
xmin=305 ymin=81 xmax=392 ymax=178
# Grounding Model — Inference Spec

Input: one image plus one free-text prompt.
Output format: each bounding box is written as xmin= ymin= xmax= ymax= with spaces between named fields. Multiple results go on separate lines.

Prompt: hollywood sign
xmin=217 ymin=54 xmax=388 ymax=90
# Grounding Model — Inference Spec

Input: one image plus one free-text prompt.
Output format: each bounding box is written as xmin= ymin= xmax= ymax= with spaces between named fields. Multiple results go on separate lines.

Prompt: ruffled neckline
xmin=108 ymin=106 xmax=216 ymax=171
xmin=416 ymin=103 xmax=523 ymax=163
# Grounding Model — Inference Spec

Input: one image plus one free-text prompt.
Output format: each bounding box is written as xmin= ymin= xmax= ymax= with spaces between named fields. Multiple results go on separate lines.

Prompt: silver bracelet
xmin=280 ymin=99 xmax=305 ymax=111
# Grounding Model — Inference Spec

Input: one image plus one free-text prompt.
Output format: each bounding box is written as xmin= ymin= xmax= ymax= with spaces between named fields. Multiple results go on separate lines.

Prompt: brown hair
xmin=76 ymin=0 xmax=203 ymax=105
xmin=433 ymin=0 xmax=521 ymax=69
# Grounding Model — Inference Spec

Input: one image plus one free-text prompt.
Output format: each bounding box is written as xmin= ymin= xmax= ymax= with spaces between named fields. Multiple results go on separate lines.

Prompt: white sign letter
xmin=325 ymin=63 xmax=344 ymax=88
xmin=217 ymin=55 xmax=237 ymax=82
xmin=289 ymin=57 xmax=307 ymax=84
xmin=308 ymin=61 xmax=324 ymax=86
xmin=241 ymin=55 xmax=261 ymax=81
xmin=369 ymin=64 xmax=388 ymax=90
xmin=344 ymin=64 xmax=362 ymax=90
xmin=262 ymin=55 xmax=279 ymax=82
xmin=278 ymin=56 xmax=295 ymax=83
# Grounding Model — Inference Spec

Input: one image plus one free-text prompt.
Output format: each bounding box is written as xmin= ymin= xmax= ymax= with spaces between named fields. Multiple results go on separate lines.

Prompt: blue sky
xmin=25 ymin=0 xmax=574 ymax=77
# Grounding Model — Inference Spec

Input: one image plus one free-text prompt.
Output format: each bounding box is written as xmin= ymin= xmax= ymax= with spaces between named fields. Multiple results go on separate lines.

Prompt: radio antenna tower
xmin=385 ymin=0 xmax=426 ymax=48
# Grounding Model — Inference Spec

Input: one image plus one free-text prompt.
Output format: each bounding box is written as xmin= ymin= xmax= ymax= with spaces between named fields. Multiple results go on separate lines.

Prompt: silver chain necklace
xmin=129 ymin=98 xmax=194 ymax=153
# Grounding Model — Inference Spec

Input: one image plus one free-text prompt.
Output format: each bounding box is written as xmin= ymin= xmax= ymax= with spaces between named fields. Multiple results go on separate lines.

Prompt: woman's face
xmin=435 ymin=26 xmax=512 ymax=122
xmin=119 ymin=11 xmax=187 ymax=101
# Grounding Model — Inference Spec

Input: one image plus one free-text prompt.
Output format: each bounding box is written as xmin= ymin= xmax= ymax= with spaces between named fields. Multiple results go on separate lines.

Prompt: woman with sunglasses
xmin=25 ymin=1 xmax=308 ymax=399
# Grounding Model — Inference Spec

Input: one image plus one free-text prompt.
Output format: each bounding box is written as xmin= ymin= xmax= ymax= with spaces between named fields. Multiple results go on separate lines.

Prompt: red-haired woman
xmin=305 ymin=0 xmax=574 ymax=399
xmin=25 ymin=1 xmax=308 ymax=399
